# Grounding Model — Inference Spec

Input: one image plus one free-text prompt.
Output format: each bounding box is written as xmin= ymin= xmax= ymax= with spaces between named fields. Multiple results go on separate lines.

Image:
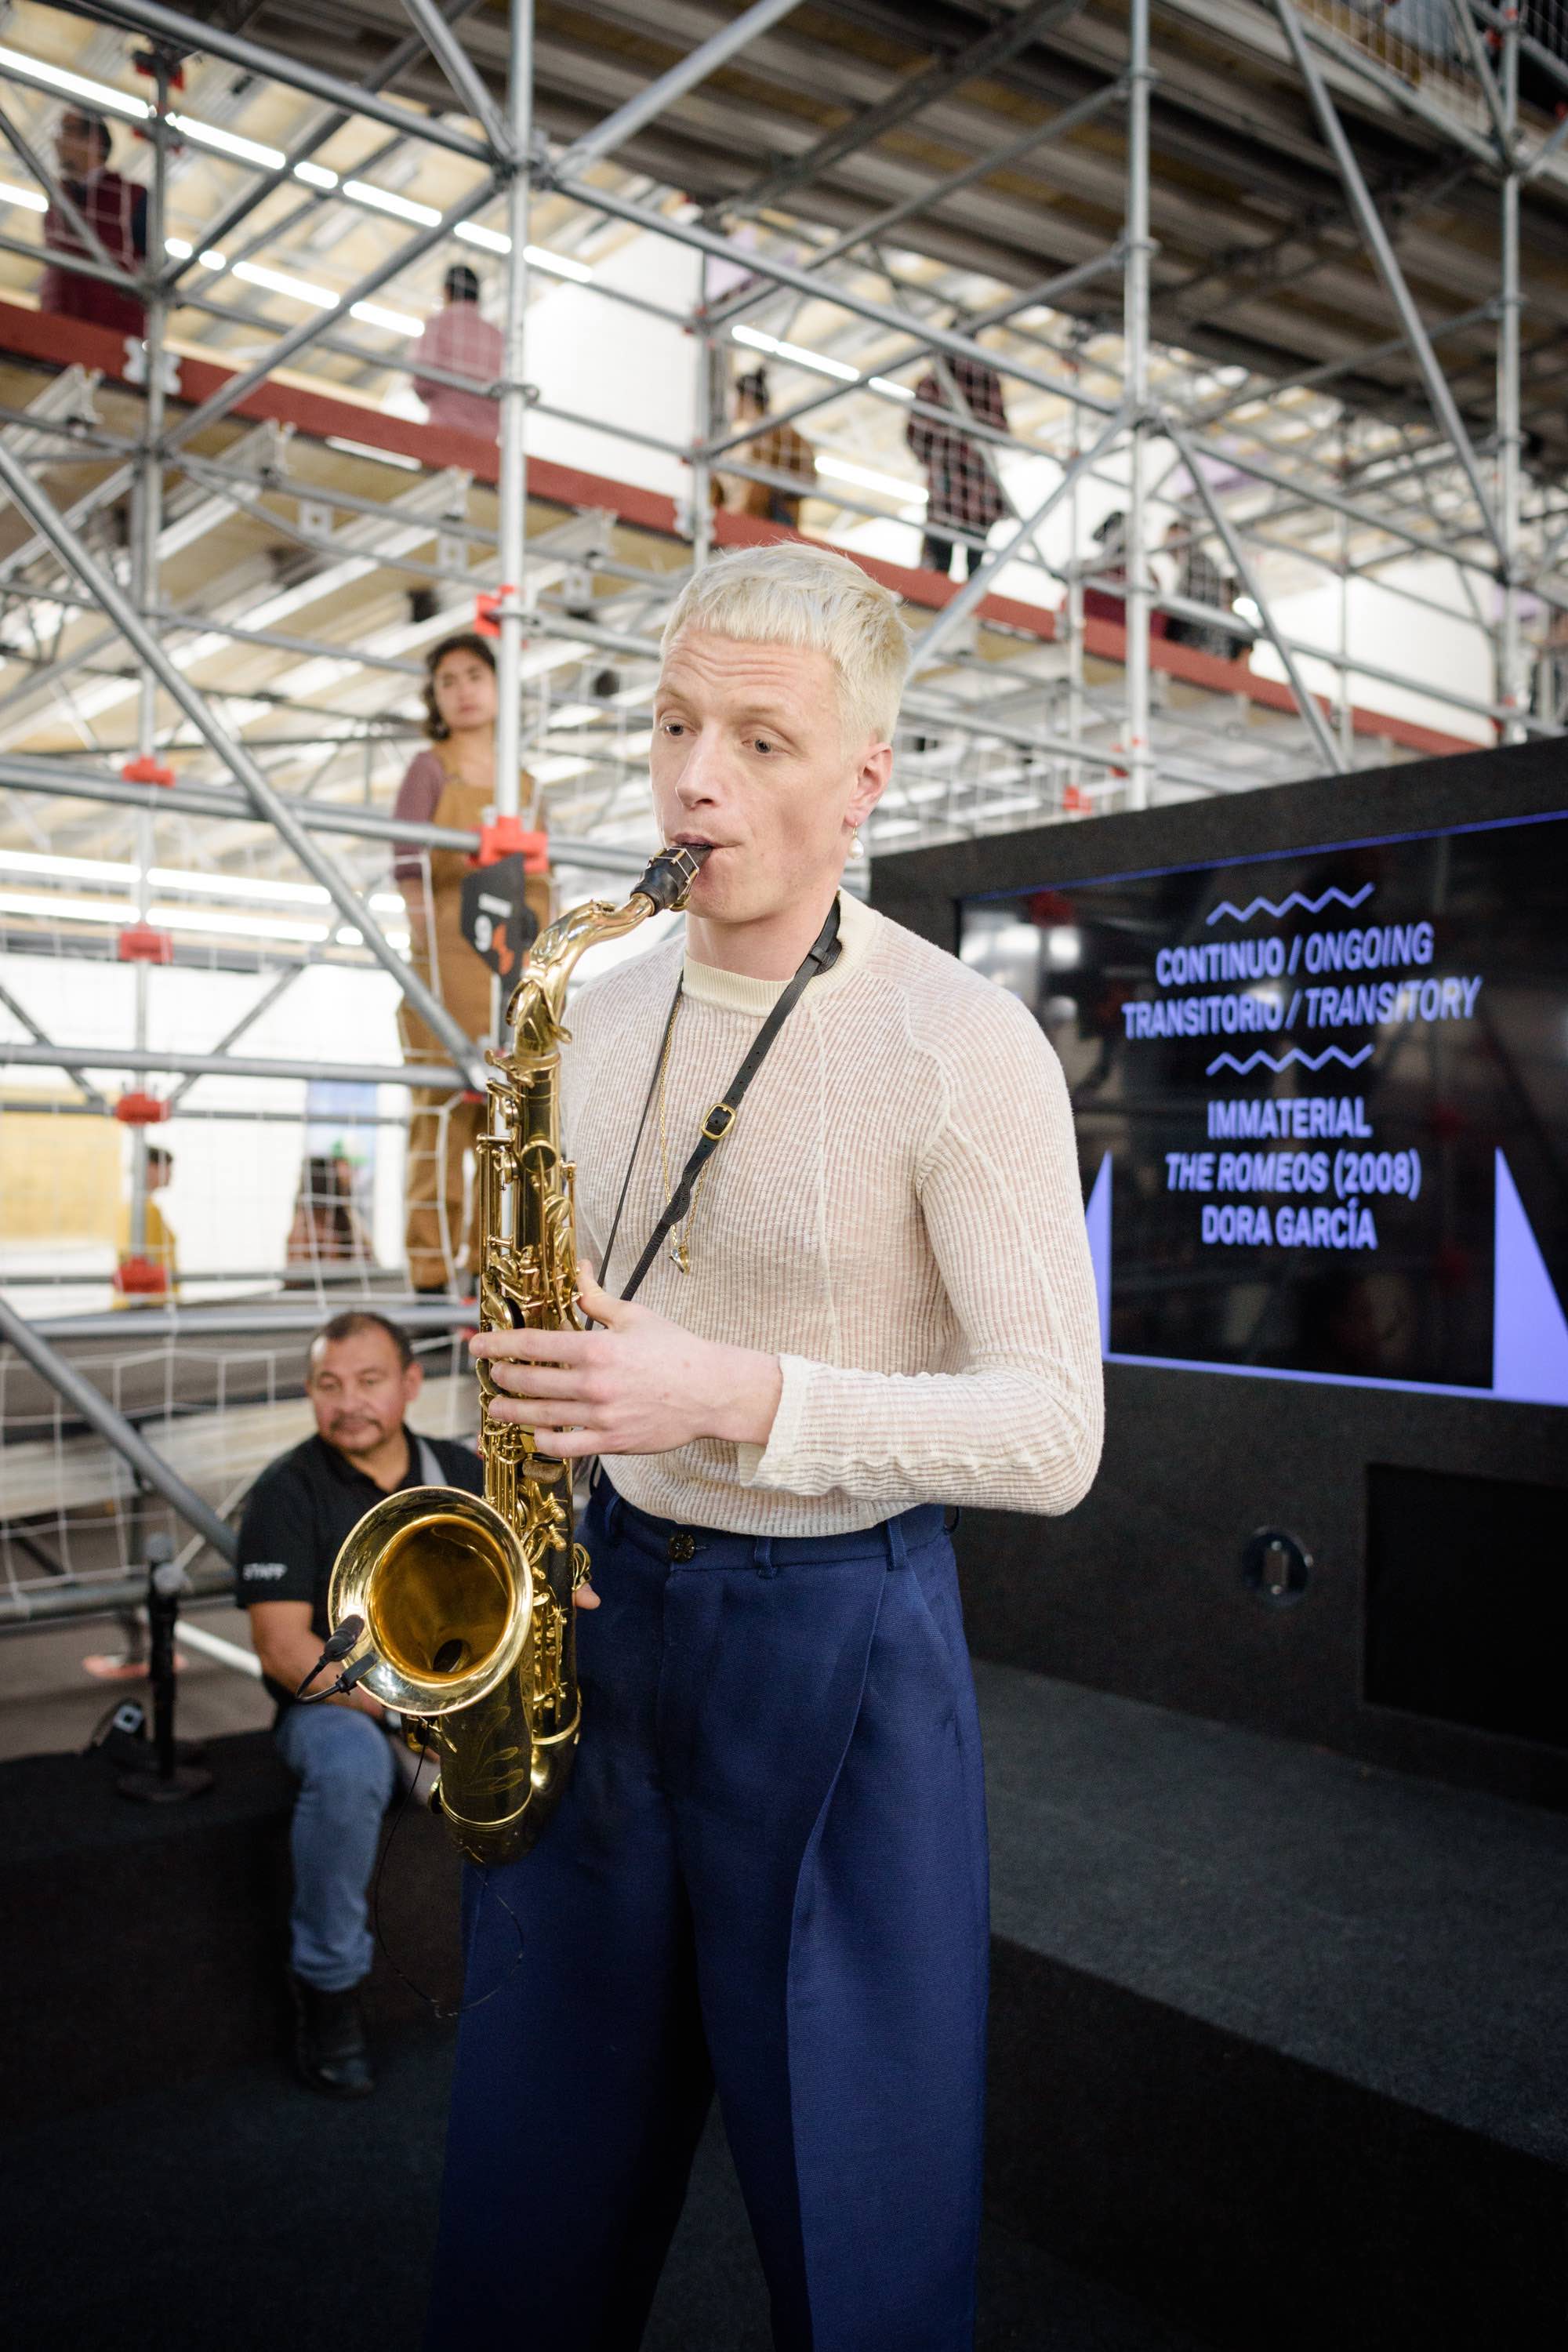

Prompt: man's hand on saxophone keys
xmin=471 ymin=1263 xmax=783 ymax=1484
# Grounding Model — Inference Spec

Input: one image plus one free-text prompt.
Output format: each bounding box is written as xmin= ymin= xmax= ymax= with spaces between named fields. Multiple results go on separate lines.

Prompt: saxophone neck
xmin=504 ymin=895 xmax=652 ymax=1051
xmin=503 ymin=844 xmax=710 ymax=1051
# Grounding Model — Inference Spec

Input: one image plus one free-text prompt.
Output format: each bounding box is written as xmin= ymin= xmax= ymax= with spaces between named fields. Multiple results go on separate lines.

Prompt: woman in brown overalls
xmin=391 ymin=632 xmax=548 ymax=1292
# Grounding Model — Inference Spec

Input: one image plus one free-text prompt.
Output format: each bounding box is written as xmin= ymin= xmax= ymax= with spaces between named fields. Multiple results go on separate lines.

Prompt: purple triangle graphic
xmin=1085 ymin=1151 xmax=1112 ymax=1358
xmin=1492 ymin=1149 xmax=1568 ymax=1406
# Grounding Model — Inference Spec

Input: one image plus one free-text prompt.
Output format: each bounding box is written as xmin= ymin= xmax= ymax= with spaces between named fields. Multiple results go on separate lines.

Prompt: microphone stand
xmin=118 ymin=1537 xmax=216 ymax=1804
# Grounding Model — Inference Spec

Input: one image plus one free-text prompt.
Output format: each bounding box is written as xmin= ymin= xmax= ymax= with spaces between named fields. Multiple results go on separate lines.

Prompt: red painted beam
xmin=0 ymin=296 xmax=1478 ymax=760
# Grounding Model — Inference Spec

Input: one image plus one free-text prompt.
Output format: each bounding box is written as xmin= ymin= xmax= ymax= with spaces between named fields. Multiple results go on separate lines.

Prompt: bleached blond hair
xmin=659 ymin=542 xmax=912 ymax=750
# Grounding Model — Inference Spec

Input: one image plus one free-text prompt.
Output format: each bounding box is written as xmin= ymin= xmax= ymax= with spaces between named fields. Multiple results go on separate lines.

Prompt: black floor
xmin=981 ymin=1661 xmax=1568 ymax=2164
xmin=3 ymin=2023 xmax=1213 ymax=2352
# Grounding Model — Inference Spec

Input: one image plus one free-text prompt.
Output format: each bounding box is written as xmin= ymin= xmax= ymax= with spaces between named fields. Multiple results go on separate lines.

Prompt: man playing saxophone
xmin=426 ymin=542 xmax=1104 ymax=2350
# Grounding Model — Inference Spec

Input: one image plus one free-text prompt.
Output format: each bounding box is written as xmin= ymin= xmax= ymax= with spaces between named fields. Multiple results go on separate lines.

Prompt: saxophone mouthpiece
xmin=637 ymin=841 xmax=712 ymax=913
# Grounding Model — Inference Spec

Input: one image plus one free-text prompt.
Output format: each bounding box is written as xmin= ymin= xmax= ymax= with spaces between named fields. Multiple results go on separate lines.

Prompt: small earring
xmin=848 ymin=829 xmax=866 ymax=861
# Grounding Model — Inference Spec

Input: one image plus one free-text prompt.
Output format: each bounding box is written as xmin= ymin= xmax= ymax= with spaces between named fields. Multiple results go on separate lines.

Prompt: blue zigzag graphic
xmin=1205 ymin=1044 xmax=1375 ymax=1078
xmin=1206 ymin=882 xmax=1374 ymax=927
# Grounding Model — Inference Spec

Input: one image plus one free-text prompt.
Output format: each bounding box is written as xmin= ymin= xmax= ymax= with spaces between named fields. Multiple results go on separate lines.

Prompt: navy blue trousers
xmin=426 ymin=1479 xmax=989 ymax=2352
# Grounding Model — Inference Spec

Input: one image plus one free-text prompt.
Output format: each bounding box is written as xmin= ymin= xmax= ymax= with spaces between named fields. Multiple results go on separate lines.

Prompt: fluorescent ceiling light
xmin=170 ymin=115 xmax=285 ymax=170
xmin=158 ymin=903 xmax=408 ymax=948
xmin=325 ymin=434 xmax=422 ymax=468
xmin=350 ymin=299 xmax=423 ymax=336
xmin=868 ymin=376 xmax=916 ymax=401
xmin=344 ymin=179 xmax=439 ymax=227
xmin=157 ymin=902 xmax=332 ymax=943
xmin=0 ymin=180 xmax=48 ymax=215
xmin=527 ymin=245 xmax=591 ymax=282
xmin=0 ymin=849 xmax=401 ymax=916
xmin=198 ymin=249 xmax=227 ymax=273
xmin=294 ymin=161 xmax=339 ymax=190
xmin=529 ymin=754 xmax=594 ymax=786
xmin=815 ymin=452 xmax=926 ymax=504
xmin=455 ymin=221 xmax=510 ymax=254
xmin=164 ymin=235 xmax=194 ymax=260
xmin=0 ymin=887 xmax=407 ymax=951
xmin=0 ymin=848 xmax=134 ymax=886
xmin=0 ymin=888 xmax=137 ymax=927
xmin=771 ymin=337 xmax=857 ymax=382
xmin=731 ymin=323 xmax=858 ymax=382
xmin=232 ymin=260 xmax=338 ymax=310
xmin=0 ymin=45 xmax=147 ymax=119
xmin=453 ymin=220 xmax=593 ymax=280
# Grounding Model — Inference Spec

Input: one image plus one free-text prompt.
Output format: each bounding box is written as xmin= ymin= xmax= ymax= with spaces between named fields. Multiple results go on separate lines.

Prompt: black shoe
xmin=291 ymin=1976 xmax=375 ymax=2099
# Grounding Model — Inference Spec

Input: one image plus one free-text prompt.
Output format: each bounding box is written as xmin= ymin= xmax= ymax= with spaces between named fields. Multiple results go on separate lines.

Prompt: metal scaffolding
xmin=1 ymin=0 xmax=1566 ymax=1599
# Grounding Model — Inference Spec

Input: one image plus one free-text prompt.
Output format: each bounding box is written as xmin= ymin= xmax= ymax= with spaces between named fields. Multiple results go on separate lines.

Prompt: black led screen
xmin=960 ymin=811 xmax=1568 ymax=1396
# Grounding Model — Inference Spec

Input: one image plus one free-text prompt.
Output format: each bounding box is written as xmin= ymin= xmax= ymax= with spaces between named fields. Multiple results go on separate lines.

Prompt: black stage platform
xmin=980 ymin=1663 xmax=1567 ymax=2352
xmin=3 ymin=1665 xmax=1563 ymax=2350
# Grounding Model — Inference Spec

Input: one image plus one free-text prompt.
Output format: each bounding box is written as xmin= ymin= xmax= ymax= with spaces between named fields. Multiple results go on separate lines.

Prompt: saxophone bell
xmin=325 ymin=853 xmax=689 ymax=1867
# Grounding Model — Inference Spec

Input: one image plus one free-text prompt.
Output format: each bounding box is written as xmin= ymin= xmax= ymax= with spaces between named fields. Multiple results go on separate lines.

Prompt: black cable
xmin=369 ymin=1739 xmax=526 ymax=2023
xmin=293 ymin=1613 xmax=365 ymax=1700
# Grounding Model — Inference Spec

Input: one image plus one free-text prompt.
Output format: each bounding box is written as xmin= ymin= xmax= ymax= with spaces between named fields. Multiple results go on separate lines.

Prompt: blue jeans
xmin=274 ymin=1702 xmax=397 ymax=1991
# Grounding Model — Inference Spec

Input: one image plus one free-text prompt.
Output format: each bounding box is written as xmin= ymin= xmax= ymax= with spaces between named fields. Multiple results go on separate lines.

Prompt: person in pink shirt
xmin=406 ymin=265 xmax=502 ymax=441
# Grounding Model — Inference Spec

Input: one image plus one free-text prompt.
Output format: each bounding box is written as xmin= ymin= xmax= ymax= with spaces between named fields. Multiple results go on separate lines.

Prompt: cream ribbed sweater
xmin=560 ymin=889 xmax=1104 ymax=1537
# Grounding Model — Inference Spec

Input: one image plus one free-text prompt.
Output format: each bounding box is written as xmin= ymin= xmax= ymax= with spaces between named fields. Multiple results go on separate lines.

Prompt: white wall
xmin=1251 ymin=558 xmax=1494 ymax=747
xmin=0 ymin=953 xmax=408 ymax=1277
xmin=520 ymin=238 xmax=702 ymax=499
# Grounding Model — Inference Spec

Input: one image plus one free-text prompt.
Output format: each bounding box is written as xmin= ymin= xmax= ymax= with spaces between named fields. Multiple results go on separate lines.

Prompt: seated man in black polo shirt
xmin=238 ymin=1309 xmax=481 ymax=2096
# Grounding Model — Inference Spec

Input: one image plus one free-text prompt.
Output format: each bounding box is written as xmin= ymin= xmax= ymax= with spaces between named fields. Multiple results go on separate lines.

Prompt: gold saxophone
xmin=326 ymin=843 xmax=709 ymax=1867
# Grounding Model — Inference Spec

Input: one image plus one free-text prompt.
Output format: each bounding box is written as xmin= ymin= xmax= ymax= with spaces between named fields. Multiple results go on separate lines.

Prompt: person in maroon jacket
xmin=38 ymin=111 xmax=147 ymax=339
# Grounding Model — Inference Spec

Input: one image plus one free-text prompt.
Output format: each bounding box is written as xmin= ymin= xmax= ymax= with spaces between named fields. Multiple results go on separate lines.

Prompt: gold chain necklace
xmin=655 ymin=993 xmax=717 ymax=1274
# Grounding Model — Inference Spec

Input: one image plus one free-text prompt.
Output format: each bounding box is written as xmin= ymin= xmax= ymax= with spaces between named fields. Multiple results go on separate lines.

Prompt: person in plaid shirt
xmin=906 ymin=354 xmax=1008 ymax=578
xmin=713 ymin=368 xmax=817 ymax=528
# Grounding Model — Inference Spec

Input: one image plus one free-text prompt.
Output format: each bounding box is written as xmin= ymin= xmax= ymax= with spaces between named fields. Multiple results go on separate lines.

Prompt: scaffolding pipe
xmin=164 ymin=181 xmax=500 ymax=456
xmin=161 ymin=0 xmax=488 ymax=290
xmin=165 ymin=969 xmax=305 ymax=1112
xmin=0 ymin=1102 xmax=412 ymax=1127
xmin=0 ymin=1041 xmax=466 ymax=1091
xmin=1123 ymin=0 xmax=1154 ymax=811
xmin=550 ymin=0 xmax=805 ymax=180
xmin=0 ymin=1573 xmax=237 ymax=1632
xmin=1497 ymin=9 xmax=1525 ymax=745
xmin=0 ymin=443 xmax=488 ymax=1090
xmin=0 ymin=981 xmax=111 ymax=1112
xmin=0 ymin=757 xmax=653 ymax=869
xmin=1167 ymin=426 xmax=1340 ymax=772
xmin=78 ymin=0 xmax=492 ymax=160
xmin=129 ymin=56 xmax=172 ymax=1264
xmin=1272 ymin=0 xmax=1503 ymax=556
xmin=20 ymin=1301 xmax=474 ymax=1341
xmin=553 ymin=176 xmax=1117 ymax=416
xmin=494 ymin=0 xmax=532 ymax=828
xmin=911 ymin=408 xmax=1131 ymax=673
xmin=0 ymin=99 xmax=127 ymax=285
xmin=0 ymin=1292 xmax=238 ymax=1563
xmin=402 ymin=0 xmax=516 ymax=157
xmin=706 ymin=78 xmax=1130 ymax=334
xmin=700 ymin=249 xmax=1125 ymax=468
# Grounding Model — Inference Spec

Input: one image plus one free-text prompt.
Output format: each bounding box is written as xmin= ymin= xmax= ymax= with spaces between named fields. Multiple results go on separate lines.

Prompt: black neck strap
xmin=611 ymin=895 xmax=842 ymax=1305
